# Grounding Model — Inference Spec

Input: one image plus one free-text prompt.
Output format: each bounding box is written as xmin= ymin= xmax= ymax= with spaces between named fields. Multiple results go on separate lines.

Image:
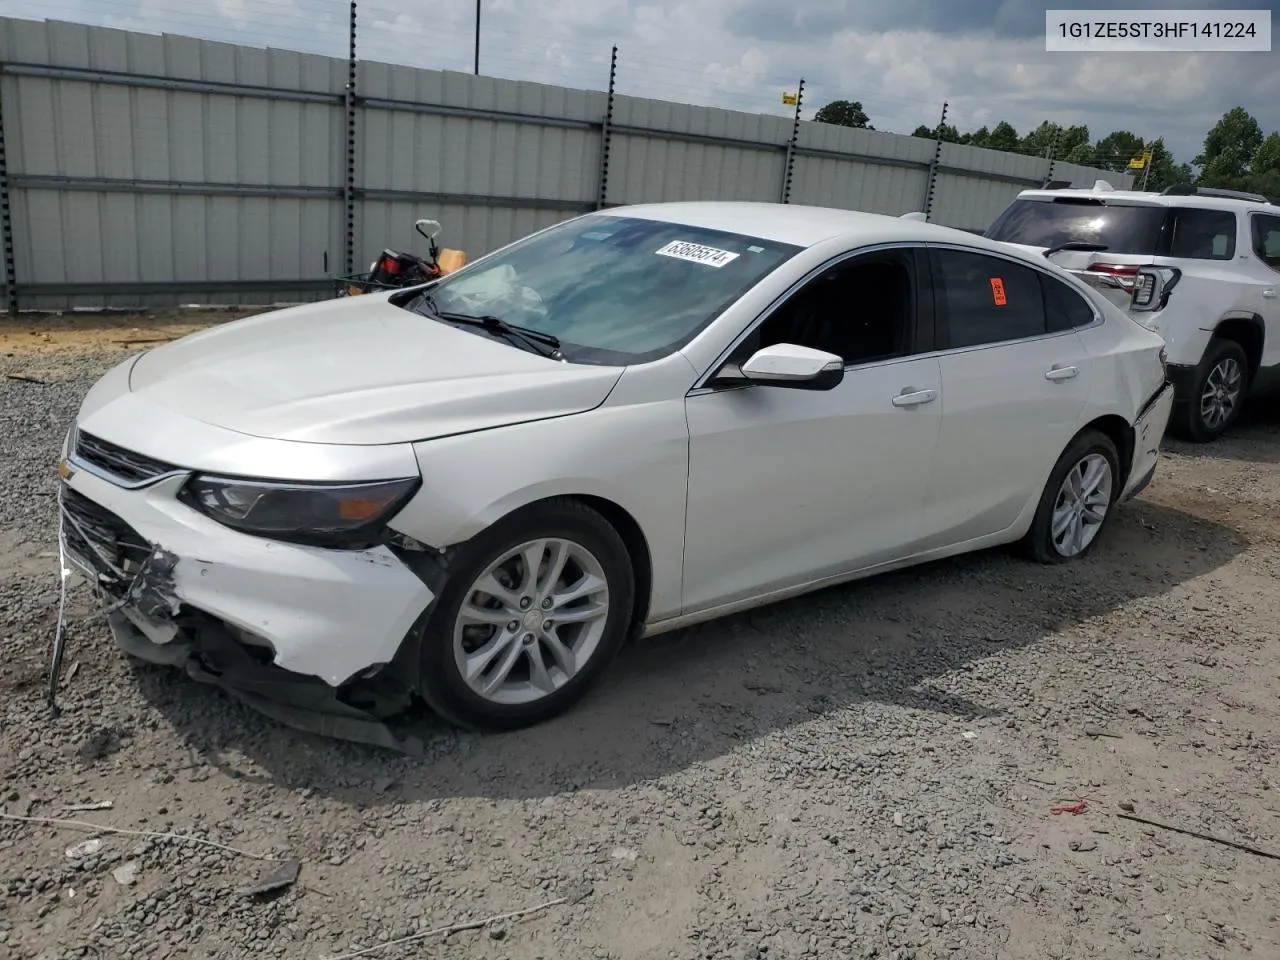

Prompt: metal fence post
xmin=1042 ymin=123 xmax=1060 ymax=186
xmin=596 ymin=45 xmax=617 ymax=210
xmin=0 ymin=65 xmax=16 ymax=314
xmin=342 ymin=0 xmax=358 ymax=278
xmin=779 ymin=77 xmax=804 ymax=204
xmin=922 ymin=100 xmax=948 ymax=221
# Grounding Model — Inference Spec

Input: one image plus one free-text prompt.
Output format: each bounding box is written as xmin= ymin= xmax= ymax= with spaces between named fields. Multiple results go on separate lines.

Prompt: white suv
xmin=986 ymin=182 xmax=1280 ymax=441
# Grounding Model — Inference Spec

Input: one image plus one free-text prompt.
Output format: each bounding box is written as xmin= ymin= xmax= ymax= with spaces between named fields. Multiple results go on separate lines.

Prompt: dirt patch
xmin=0 ymin=309 xmax=265 ymax=360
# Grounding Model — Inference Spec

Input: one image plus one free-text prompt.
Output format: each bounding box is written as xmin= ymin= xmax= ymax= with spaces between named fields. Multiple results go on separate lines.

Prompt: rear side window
xmin=1042 ymin=275 xmax=1096 ymax=332
xmin=1168 ymin=208 xmax=1236 ymax=260
xmin=985 ymin=198 xmax=1165 ymax=254
xmin=1252 ymin=213 xmax=1280 ymax=269
xmin=932 ymin=249 xmax=1045 ymax=348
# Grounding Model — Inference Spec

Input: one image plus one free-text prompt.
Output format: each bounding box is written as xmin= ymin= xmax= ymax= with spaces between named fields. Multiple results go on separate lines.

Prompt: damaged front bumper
xmin=56 ymin=465 xmax=437 ymax=753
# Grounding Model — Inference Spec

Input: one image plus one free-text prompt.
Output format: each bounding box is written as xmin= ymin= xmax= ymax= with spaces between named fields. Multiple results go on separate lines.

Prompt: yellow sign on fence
xmin=782 ymin=92 xmax=798 ymax=106
xmin=1128 ymin=150 xmax=1154 ymax=170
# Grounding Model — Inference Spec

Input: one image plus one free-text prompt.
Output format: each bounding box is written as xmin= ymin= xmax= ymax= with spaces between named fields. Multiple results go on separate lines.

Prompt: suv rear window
xmin=985 ymin=199 xmax=1166 ymax=254
xmin=1167 ymin=208 xmax=1235 ymax=260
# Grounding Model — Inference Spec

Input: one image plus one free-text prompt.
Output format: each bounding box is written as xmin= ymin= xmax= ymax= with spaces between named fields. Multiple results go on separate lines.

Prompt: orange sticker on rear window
xmin=990 ymin=277 xmax=1007 ymax=306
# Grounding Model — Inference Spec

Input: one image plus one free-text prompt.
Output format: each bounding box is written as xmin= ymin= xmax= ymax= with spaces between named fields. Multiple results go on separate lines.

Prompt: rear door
xmin=914 ymin=245 xmax=1094 ymax=550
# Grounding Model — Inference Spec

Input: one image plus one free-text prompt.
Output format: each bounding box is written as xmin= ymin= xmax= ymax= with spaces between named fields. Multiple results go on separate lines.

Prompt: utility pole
xmin=474 ymin=0 xmax=481 ymax=75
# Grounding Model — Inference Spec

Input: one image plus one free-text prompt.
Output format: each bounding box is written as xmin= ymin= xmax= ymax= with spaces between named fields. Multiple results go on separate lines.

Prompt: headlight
xmin=179 ymin=475 xmax=420 ymax=549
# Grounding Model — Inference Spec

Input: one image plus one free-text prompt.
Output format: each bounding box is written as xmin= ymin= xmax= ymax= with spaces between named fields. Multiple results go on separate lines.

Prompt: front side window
xmin=402 ymin=215 xmax=801 ymax=365
xmin=1252 ymin=213 xmax=1280 ymax=270
xmin=932 ymin=249 xmax=1047 ymax=349
xmin=734 ymin=249 xmax=918 ymax=367
xmin=1168 ymin=207 xmax=1237 ymax=260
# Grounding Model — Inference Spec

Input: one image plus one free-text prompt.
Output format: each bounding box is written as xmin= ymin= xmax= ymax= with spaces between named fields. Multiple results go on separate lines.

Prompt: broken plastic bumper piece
xmin=55 ymin=474 xmax=435 ymax=754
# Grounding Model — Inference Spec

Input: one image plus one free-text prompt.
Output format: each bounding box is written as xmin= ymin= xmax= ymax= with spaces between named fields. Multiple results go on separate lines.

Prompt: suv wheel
xmin=1176 ymin=338 xmax=1248 ymax=442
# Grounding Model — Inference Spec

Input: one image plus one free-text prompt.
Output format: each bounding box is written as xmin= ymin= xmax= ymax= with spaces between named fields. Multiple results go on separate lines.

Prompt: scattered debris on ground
xmin=2 ymin=315 xmax=1279 ymax=959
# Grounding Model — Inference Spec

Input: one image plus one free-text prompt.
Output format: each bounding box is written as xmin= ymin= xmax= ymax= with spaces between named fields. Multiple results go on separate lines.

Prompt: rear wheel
xmin=415 ymin=499 xmax=634 ymax=731
xmin=1022 ymin=429 xmax=1120 ymax=565
xmin=1174 ymin=338 xmax=1248 ymax=442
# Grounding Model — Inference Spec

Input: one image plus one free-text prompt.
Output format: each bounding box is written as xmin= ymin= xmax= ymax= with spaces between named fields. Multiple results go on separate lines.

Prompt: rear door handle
xmin=1264 ymin=288 xmax=1277 ymax=299
xmin=891 ymin=388 xmax=937 ymax=407
xmin=1045 ymin=365 xmax=1079 ymax=381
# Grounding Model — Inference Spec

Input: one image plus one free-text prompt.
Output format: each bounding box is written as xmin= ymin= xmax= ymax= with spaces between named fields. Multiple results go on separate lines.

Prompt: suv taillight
xmin=1086 ymin=262 xmax=1140 ymax=290
xmin=1132 ymin=267 xmax=1182 ymax=312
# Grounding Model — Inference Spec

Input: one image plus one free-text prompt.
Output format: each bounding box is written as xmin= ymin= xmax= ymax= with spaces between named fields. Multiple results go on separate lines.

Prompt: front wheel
xmin=415 ymin=499 xmax=635 ymax=731
xmin=1021 ymin=429 xmax=1121 ymax=564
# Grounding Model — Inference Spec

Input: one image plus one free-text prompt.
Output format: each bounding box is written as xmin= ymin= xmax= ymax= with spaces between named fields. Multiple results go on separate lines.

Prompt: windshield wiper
xmin=1043 ymin=241 xmax=1108 ymax=258
xmin=417 ymin=294 xmax=562 ymax=359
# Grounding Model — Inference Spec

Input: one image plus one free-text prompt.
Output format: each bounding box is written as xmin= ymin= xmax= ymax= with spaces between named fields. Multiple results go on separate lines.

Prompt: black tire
xmin=1021 ymin=429 xmax=1121 ymax=565
xmin=415 ymin=498 xmax=635 ymax=731
xmin=1172 ymin=338 xmax=1249 ymax=443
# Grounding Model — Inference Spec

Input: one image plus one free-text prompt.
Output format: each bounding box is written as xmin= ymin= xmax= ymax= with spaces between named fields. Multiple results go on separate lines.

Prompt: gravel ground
xmin=2 ymin=315 xmax=1279 ymax=960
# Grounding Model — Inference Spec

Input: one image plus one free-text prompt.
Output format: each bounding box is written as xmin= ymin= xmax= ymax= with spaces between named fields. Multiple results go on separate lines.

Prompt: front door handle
xmin=1045 ymin=365 xmax=1079 ymax=381
xmin=891 ymin=388 xmax=937 ymax=407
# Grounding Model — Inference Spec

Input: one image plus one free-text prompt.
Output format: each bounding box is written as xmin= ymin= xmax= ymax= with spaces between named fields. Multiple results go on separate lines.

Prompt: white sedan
xmin=58 ymin=202 xmax=1174 ymax=741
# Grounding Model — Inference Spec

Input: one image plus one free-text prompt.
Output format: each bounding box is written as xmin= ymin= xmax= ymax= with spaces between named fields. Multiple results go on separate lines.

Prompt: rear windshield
xmin=985 ymin=198 xmax=1166 ymax=254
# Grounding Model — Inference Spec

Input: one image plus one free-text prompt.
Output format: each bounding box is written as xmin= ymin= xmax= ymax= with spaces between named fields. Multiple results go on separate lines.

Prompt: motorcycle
xmin=338 ymin=218 xmax=467 ymax=297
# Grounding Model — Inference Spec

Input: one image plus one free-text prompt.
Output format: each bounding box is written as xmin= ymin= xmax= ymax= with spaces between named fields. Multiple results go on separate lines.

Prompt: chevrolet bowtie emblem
xmin=57 ymin=458 xmax=75 ymax=481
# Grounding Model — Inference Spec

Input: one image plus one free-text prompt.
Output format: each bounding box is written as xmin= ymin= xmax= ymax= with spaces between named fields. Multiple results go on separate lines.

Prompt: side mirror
xmin=738 ymin=343 xmax=845 ymax=391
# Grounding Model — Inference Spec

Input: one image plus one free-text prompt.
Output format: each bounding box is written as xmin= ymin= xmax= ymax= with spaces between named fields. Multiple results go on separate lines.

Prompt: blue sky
xmin=3 ymin=0 xmax=1277 ymax=166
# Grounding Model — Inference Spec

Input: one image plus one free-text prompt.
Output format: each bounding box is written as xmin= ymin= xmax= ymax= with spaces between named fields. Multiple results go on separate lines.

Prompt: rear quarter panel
xmin=1076 ymin=295 xmax=1168 ymax=431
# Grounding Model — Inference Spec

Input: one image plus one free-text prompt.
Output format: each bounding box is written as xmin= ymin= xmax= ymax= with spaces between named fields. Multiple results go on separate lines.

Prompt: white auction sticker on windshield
xmin=655 ymin=240 xmax=740 ymax=267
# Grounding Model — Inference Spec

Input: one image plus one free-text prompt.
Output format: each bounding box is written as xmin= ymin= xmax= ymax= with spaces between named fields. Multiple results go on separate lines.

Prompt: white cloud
xmin=1 ymin=0 xmax=1275 ymax=163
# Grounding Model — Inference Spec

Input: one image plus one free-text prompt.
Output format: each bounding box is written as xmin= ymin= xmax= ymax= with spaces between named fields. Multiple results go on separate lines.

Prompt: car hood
xmin=127 ymin=294 xmax=625 ymax=445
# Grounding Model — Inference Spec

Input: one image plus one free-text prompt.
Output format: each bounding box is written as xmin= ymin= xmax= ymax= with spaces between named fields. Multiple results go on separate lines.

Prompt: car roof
xmin=599 ymin=201 xmax=1012 ymax=252
xmin=1013 ymin=187 xmax=1275 ymax=213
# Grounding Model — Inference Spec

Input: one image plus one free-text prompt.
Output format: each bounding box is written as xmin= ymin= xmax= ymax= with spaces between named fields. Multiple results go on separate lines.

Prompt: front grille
xmin=60 ymin=485 xmax=153 ymax=585
xmin=73 ymin=430 xmax=177 ymax=486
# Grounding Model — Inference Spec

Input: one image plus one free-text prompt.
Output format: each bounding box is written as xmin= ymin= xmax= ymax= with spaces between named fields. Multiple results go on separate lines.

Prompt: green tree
xmin=1018 ymin=122 xmax=1091 ymax=159
xmin=961 ymin=125 xmax=992 ymax=148
xmin=1065 ymin=142 xmax=1096 ymax=165
xmin=986 ymin=121 xmax=1020 ymax=152
xmin=1195 ymin=107 xmax=1264 ymax=187
xmin=813 ymin=100 xmax=874 ymax=129
xmin=912 ymin=122 xmax=960 ymax=142
xmin=1251 ymin=132 xmax=1280 ymax=197
xmin=1090 ymin=131 xmax=1147 ymax=173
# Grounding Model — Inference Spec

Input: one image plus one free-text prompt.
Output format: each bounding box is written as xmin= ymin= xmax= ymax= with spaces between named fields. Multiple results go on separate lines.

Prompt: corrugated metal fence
xmin=0 ymin=16 xmax=1132 ymax=311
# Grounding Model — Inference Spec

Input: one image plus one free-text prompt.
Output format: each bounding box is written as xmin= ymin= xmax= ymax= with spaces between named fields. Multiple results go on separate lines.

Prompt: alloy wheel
xmin=1050 ymin=453 xmax=1113 ymax=558
xmin=1200 ymin=356 xmax=1243 ymax=432
xmin=452 ymin=538 xmax=610 ymax=705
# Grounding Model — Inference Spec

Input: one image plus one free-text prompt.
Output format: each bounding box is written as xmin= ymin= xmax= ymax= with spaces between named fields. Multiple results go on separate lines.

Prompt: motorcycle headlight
xmin=179 ymin=475 xmax=420 ymax=549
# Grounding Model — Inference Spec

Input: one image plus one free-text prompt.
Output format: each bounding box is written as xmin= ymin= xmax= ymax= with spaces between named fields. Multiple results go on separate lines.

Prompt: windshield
xmin=405 ymin=215 xmax=802 ymax=365
xmin=985 ymin=198 xmax=1166 ymax=254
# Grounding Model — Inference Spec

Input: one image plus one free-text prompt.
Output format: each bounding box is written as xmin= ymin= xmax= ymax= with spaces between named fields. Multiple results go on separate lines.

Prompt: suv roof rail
xmin=1160 ymin=183 xmax=1272 ymax=203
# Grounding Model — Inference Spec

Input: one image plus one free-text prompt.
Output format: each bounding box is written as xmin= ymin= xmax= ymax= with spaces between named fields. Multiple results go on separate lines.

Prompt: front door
xmin=681 ymin=247 xmax=943 ymax=614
